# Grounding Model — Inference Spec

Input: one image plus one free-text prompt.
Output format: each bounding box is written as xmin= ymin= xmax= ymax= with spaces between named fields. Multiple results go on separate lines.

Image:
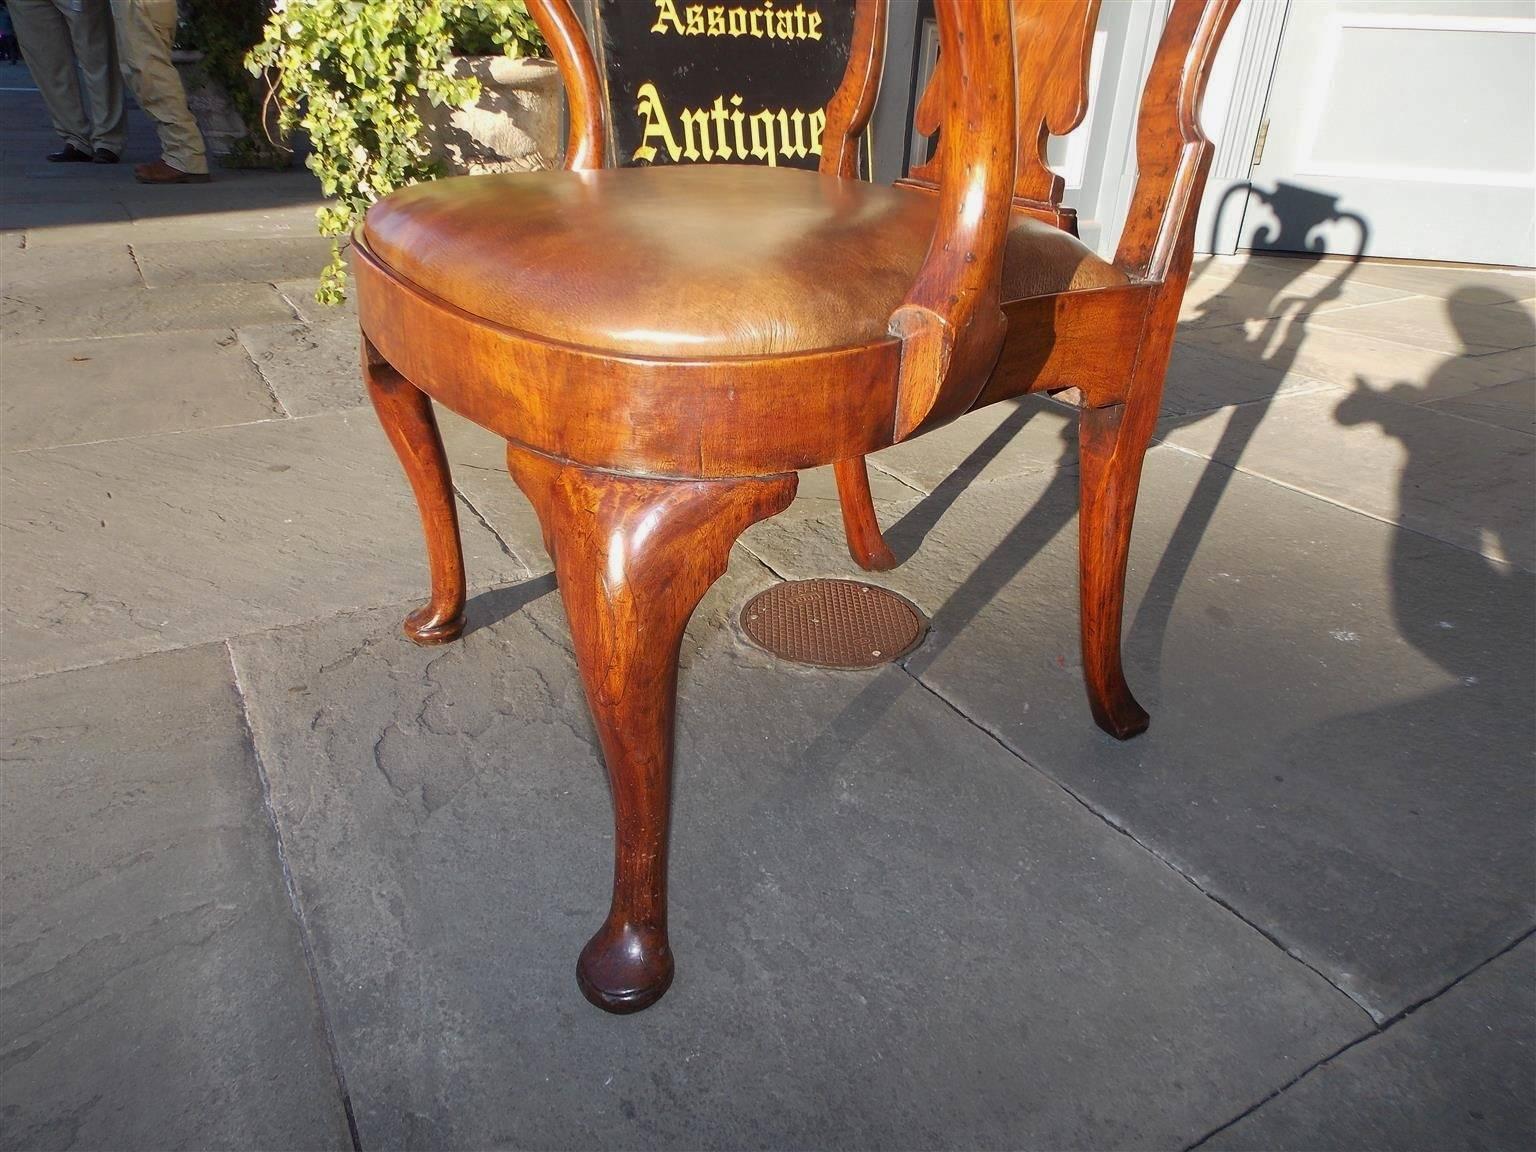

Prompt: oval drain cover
xmin=739 ymin=579 xmax=925 ymax=669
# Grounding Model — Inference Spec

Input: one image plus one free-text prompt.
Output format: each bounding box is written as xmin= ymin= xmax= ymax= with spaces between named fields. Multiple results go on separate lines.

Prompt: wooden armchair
xmin=355 ymin=0 xmax=1239 ymax=1012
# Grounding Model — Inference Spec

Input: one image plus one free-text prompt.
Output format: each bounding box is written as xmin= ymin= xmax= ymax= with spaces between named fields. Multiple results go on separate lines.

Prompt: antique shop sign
xmin=593 ymin=0 xmax=857 ymax=170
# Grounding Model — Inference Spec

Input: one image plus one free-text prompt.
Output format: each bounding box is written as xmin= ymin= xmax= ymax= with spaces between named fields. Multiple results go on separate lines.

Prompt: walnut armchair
xmin=355 ymin=0 xmax=1240 ymax=1012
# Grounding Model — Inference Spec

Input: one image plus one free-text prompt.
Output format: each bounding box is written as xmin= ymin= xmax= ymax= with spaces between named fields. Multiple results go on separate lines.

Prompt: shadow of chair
xmin=861 ymin=179 xmax=1373 ymax=698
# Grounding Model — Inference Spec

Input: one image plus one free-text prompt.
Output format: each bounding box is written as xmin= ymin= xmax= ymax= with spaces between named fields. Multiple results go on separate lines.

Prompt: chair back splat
xmin=907 ymin=0 xmax=1101 ymax=234
xmin=354 ymin=0 xmax=1246 ymax=1014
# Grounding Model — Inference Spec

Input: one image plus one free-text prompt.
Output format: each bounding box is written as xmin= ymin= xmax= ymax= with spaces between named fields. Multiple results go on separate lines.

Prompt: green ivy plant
xmin=247 ymin=0 xmax=545 ymax=302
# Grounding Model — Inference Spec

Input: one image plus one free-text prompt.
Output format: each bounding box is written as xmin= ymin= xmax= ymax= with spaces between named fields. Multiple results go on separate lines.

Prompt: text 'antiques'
xmin=597 ymin=0 xmax=854 ymax=171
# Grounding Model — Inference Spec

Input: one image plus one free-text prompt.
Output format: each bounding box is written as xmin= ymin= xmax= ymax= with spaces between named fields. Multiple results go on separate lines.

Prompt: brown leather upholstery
xmin=363 ymin=164 xmax=1127 ymax=358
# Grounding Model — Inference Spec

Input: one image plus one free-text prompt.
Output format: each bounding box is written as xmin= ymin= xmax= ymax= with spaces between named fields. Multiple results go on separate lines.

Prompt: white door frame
xmin=1196 ymin=0 xmax=1293 ymax=255
xmin=1088 ymin=0 xmax=1294 ymax=259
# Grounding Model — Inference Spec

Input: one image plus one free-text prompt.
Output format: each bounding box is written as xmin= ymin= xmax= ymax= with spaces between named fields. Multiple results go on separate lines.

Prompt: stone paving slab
xmin=1425 ymin=376 xmax=1536 ymax=435
xmin=1157 ymin=385 xmax=1536 ymax=571
xmin=435 ymin=408 xmax=551 ymax=572
xmin=1310 ymin=293 xmax=1536 ymax=358
xmin=1176 ymin=314 xmax=1535 ymax=403
xmin=0 ymin=409 xmax=527 ymax=681
xmin=237 ymin=317 xmax=366 ymax=417
xmin=230 ymin=566 xmax=1366 ymax=1151
xmin=1250 ymin=255 xmax=1535 ymax=303
xmin=113 ymin=178 xmax=325 ymax=218
xmin=0 ymin=174 xmax=136 ymax=203
xmin=1162 ymin=338 xmax=1339 ymax=418
xmin=16 ymin=204 xmax=327 ymax=249
xmin=3 ymin=280 xmax=294 ymax=343
xmin=1207 ymin=937 xmax=1536 ymax=1151
xmin=0 ymin=240 xmax=141 ymax=296
xmin=739 ymin=446 xmax=1536 ymax=1021
xmin=0 ymin=199 xmax=132 ymax=233
xmin=0 ymin=643 xmax=352 ymax=1152
xmin=131 ymin=236 xmax=337 ymax=289
xmin=278 ymin=278 xmax=359 ymax=324
xmin=1180 ymin=256 xmax=1415 ymax=329
xmin=865 ymin=395 xmax=1077 ymax=495
xmin=1 ymin=331 xmax=281 ymax=452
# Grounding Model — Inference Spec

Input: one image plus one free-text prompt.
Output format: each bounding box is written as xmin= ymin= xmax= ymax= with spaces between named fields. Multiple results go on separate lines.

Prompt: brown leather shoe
xmin=134 ymin=159 xmax=211 ymax=185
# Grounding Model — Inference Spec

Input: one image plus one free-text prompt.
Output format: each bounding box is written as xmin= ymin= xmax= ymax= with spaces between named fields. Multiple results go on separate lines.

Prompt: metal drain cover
xmin=739 ymin=579 xmax=926 ymax=669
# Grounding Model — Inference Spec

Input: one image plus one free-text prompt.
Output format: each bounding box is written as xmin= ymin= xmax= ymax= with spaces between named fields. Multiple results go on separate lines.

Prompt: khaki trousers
xmin=10 ymin=0 xmax=126 ymax=155
xmin=109 ymin=0 xmax=206 ymax=173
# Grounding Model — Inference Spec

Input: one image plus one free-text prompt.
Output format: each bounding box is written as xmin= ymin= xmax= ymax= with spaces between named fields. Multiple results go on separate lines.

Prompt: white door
xmin=1238 ymin=0 xmax=1536 ymax=267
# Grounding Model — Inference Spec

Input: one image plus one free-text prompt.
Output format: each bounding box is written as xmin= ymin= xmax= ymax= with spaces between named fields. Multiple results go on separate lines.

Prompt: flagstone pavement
xmin=2 ymin=80 xmax=1533 ymax=1152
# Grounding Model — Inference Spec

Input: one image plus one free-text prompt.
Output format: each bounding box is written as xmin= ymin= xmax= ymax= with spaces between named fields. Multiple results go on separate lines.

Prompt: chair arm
xmin=1113 ymin=0 xmax=1240 ymax=283
xmin=887 ymin=0 xmax=1016 ymax=441
xmin=527 ymin=0 xmax=606 ymax=170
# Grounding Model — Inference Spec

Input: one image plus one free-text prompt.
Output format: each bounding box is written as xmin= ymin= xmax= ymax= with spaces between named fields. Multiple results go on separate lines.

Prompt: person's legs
xmin=109 ymin=0 xmax=206 ymax=176
xmin=10 ymin=0 xmax=91 ymax=155
xmin=59 ymin=0 xmax=125 ymax=156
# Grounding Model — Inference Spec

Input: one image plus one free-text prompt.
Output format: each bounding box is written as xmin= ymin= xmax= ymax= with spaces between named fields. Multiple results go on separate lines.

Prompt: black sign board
xmin=588 ymin=0 xmax=859 ymax=171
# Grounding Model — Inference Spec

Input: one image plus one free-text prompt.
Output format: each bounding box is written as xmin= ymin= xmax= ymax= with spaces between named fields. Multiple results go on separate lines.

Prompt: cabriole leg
xmin=506 ymin=444 xmax=797 ymax=1013
xmin=834 ymin=456 xmax=897 ymax=571
xmin=1077 ymin=401 xmax=1154 ymax=739
xmin=362 ymin=338 xmax=466 ymax=644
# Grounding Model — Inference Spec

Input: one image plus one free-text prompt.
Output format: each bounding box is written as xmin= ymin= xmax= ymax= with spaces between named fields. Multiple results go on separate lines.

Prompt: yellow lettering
xmin=710 ymin=95 xmax=733 ymax=160
xmin=650 ymin=0 xmax=686 ymax=34
xmin=632 ymin=89 xmax=828 ymax=168
xmin=777 ymin=108 xmax=807 ymax=160
xmin=729 ymin=93 xmax=747 ymax=157
xmin=633 ymin=82 xmax=681 ymax=163
xmin=679 ymin=107 xmax=713 ymax=160
xmin=658 ymin=2 xmax=825 ymax=40
xmin=750 ymin=109 xmax=779 ymax=165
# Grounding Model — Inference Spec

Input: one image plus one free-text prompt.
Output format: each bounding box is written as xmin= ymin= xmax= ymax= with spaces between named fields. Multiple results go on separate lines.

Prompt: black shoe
xmin=92 ymin=148 xmax=119 ymax=164
xmin=47 ymin=144 xmax=93 ymax=163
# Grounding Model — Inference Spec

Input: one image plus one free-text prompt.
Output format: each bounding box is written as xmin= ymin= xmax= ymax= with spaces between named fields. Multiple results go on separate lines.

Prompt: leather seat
xmin=363 ymin=164 xmax=1129 ymax=359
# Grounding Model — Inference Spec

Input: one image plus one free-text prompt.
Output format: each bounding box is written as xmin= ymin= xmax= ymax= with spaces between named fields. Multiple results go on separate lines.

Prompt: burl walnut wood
xmin=355 ymin=0 xmax=1241 ymax=1011
xmin=505 ymin=446 xmax=796 ymax=1012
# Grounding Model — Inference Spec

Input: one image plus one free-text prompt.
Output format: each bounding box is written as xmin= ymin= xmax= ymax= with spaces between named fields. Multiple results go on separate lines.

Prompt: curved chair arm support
xmin=818 ymin=0 xmax=888 ymax=179
xmin=887 ymin=0 xmax=1015 ymax=441
xmin=1113 ymin=0 xmax=1241 ymax=283
xmin=528 ymin=0 xmax=607 ymax=170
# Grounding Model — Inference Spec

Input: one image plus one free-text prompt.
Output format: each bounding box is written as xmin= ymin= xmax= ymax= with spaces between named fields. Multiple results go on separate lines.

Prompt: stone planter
xmin=171 ymin=50 xmax=248 ymax=160
xmin=171 ymin=50 xmax=293 ymax=168
xmin=422 ymin=56 xmax=562 ymax=175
